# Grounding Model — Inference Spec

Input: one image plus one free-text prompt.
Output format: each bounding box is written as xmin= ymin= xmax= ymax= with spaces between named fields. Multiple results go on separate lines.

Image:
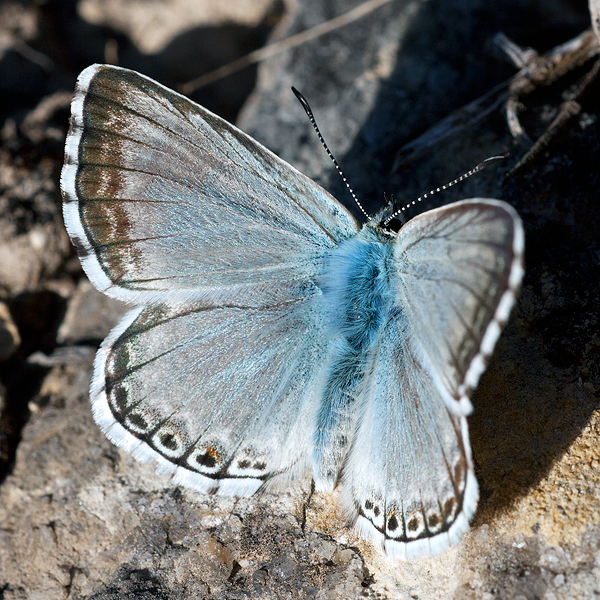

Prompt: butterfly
xmin=61 ymin=64 xmax=524 ymax=560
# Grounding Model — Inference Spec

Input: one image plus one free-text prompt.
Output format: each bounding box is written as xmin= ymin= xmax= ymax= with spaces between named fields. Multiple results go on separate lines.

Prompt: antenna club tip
xmin=482 ymin=153 xmax=509 ymax=165
xmin=291 ymin=86 xmax=311 ymax=111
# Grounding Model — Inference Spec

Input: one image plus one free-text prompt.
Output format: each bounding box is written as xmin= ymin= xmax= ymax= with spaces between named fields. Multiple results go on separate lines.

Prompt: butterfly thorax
xmin=320 ymin=225 xmax=396 ymax=350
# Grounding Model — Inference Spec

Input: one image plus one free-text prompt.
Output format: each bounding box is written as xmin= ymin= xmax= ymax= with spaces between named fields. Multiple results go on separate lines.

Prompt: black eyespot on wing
xmin=128 ymin=413 xmax=149 ymax=431
xmin=443 ymin=498 xmax=456 ymax=521
xmin=428 ymin=513 xmax=440 ymax=529
xmin=160 ymin=432 xmax=177 ymax=451
xmin=387 ymin=515 xmax=399 ymax=532
xmin=113 ymin=387 xmax=128 ymax=413
xmin=407 ymin=516 xmax=419 ymax=532
xmin=197 ymin=450 xmax=217 ymax=468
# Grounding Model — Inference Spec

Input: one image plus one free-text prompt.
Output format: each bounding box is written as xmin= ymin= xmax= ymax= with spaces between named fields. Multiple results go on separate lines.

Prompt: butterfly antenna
xmin=383 ymin=154 xmax=507 ymax=226
xmin=292 ymin=87 xmax=370 ymax=219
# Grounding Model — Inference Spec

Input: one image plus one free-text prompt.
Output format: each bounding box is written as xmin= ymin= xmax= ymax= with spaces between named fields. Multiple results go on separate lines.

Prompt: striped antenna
xmin=292 ymin=87 xmax=370 ymax=219
xmin=384 ymin=155 xmax=507 ymax=226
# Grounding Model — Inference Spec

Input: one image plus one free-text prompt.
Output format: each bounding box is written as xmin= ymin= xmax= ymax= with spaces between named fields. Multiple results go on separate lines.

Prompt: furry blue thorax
xmin=312 ymin=225 xmax=397 ymax=488
xmin=320 ymin=225 xmax=396 ymax=352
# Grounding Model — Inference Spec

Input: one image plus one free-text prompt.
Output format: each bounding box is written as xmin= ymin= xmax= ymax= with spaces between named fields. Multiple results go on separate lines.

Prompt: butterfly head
xmin=367 ymin=198 xmax=403 ymax=231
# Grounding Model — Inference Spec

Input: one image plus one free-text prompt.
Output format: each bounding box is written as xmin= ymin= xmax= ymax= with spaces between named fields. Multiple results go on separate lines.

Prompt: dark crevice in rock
xmin=0 ymin=290 xmax=67 ymax=483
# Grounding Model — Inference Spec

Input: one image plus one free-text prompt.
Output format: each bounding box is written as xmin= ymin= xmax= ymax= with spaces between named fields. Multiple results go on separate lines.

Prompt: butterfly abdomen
xmin=313 ymin=226 xmax=396 ymax=490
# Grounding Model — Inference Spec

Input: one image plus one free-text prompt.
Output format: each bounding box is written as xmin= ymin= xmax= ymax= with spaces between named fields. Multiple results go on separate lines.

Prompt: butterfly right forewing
xmin=392 ymin=199 xmax=524 ymax=416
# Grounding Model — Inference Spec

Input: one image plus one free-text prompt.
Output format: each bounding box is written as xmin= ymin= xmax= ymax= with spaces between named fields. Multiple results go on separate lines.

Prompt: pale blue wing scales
xmin=392 ymin=199 xmax=524 ymax=416
xmin=92 ymin=300 xmax=330 ymax=494
xmin=61 ymin=64 xmax=359 ymax=305
xmin=341 ymin=314 xmax=478 ymax=559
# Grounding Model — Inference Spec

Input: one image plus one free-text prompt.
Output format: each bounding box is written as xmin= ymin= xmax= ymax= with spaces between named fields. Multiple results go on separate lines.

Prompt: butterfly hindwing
xmin=342 ymin=312 xmax=477 ymax=559
xmin=93 ymin=298 xmax=329 ymax=495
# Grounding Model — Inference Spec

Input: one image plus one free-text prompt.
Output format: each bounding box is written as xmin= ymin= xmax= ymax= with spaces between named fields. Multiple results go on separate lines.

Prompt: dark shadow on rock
xmin=0 ymin=0 xmax=284 ymax=124
xmin=28 ymin=0 xmax=284 ymax=124
xmin=88 ymin=567 xmax=170 ymax=600
xmin=0 ymin=290 xmax=68 ymax=482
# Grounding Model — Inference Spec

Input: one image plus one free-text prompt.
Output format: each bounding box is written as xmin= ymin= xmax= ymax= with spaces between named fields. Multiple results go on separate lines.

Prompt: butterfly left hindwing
xmin=93 ymin=300 xmax=329 ymax=496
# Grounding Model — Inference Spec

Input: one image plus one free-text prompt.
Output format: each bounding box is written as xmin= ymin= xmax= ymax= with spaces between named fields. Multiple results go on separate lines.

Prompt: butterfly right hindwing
xmin=342 ymin=311 xmax=477 ymax=559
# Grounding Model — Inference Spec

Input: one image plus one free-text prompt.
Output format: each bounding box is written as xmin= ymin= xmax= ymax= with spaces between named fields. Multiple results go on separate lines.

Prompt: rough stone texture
xmin=0 ymin=302 xmax=20 ymax=360
xmin=77 ymin=0 xmax=277 ymax=53
xmin=1 ymin=0 xmax=599 ymax=598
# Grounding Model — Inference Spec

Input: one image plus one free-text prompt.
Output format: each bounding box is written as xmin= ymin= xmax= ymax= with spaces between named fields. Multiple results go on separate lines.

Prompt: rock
xmin=0 ymin=302 xmax=20 ymax=360
xmin=56 ymin=279 xmax=130 ymax=345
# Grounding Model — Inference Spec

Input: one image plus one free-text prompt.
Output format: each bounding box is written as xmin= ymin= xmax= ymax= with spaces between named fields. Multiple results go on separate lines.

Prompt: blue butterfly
xmin=61 ymin=64 xmax=524 ymax=559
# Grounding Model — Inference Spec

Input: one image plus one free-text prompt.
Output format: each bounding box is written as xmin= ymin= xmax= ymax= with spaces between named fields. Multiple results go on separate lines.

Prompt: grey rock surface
xmin=0 ymin=302 xmax=20 ymax=361
xmin=0 ymin=0 xmax=599 ymax=598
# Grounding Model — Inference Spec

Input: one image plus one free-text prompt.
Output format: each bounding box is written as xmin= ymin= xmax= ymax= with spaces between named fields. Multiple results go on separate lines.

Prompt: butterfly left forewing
xmin=61 ymin=64 xmax=359 ymax=307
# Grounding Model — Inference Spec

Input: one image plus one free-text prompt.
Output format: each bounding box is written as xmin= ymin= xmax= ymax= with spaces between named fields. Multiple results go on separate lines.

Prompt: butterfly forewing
xmin=392 ymin=200 xmax=524 ymax=416
xmin=61 ymin=64 xmax=359 ymax=306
